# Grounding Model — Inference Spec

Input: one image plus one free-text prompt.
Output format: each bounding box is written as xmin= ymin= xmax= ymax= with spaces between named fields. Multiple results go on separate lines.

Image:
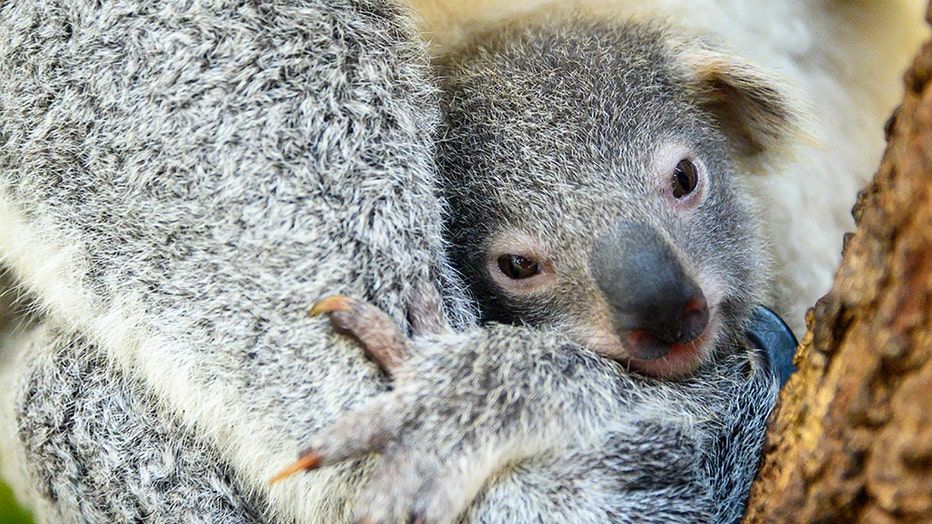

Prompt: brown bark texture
xmin=743 ymin=7 xmax=932 ymax=524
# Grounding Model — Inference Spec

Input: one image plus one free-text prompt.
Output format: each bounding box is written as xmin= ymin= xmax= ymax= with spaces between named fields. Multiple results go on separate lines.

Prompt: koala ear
xmin=675 ymin=47 xmax=803 ymax=156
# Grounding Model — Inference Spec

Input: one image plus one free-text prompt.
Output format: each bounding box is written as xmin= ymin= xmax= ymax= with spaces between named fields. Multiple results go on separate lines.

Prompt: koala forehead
xmin=438 ymin=18 xmax=736 ymax=247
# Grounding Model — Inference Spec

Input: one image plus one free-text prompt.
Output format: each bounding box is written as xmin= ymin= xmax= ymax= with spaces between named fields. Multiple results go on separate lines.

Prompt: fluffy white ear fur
xmin=674 ymin=46 xmax=803 ymax=156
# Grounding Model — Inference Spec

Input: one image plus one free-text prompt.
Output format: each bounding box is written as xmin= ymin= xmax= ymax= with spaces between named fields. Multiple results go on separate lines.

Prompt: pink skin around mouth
xmin=624 ymin=329 xmax=713 ymax=377
xmin=585 ymin=307 xmax=720 ymax=378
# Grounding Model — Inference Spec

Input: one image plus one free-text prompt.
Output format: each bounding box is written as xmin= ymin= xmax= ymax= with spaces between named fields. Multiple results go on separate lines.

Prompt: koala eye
xmin=497 ymin=254 xmax=541 ymax=280
xmin=671 ymin=159 xmax=699 ymax=198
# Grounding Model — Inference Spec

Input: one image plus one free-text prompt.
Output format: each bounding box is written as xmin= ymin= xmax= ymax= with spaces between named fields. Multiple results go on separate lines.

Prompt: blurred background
xmin=0 ymin=479 xmax=32 ymax=524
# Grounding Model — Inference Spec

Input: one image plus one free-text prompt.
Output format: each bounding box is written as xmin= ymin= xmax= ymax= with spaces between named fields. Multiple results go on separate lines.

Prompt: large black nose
xmin=589 ymin=221 xmax=709 ymax=360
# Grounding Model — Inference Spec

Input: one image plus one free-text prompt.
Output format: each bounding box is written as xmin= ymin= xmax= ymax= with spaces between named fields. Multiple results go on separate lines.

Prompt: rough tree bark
xmin=743 ymin=5 xmax=932 ymax=523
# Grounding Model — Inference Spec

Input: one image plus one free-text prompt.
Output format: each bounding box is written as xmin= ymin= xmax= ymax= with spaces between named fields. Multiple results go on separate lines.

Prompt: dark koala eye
xmin=671 ymin=158 xmax=699 ymax=198
xmin=497 ymin=254 xmax=541 ymax=280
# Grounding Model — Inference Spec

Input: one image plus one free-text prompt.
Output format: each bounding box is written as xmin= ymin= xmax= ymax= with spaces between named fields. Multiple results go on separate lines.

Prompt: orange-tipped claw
xmin=269 ymin=450 xmax=323 ymax=484
xmin=309 ymin=294 xmax=408 ymax=378
xmin=309 ymin=295 xmax=352 ymax=317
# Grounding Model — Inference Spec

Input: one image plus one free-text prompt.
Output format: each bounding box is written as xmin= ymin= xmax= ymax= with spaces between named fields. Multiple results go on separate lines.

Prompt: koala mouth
xmin=620 ymin=297 xmax=711 ymax=360
xmin=582 ymin=303 xmax=719 ymax=378
xmin=623 ymin=323 xmax=715 ymax=377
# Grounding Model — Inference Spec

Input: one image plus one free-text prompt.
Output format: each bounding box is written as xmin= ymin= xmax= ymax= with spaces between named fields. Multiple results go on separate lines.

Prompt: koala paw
xmin=271 ymin=295 xmax=498 ymax=523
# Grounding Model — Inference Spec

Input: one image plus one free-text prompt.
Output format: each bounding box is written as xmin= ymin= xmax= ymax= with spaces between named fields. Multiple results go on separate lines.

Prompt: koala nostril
xmin=624 ymin=329 xmax=671 ymax=360
xmin=678 ymin=298 xmax=709 ymax=344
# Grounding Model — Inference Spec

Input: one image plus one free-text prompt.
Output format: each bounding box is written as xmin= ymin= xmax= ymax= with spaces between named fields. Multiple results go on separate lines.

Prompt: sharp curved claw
xmin=309 ymin=295 xmax=352 ymax=316
xmin=269 ymin=449 xmax=323 ymax=484
xmin=308 ymin=295 xmax=410 ymax=379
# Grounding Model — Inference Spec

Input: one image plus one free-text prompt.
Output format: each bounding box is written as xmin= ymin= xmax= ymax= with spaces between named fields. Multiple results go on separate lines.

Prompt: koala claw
xmin=278 ymin=298 xmax=498 ymax=521
xmin=308 ymin=295 xmax=353 ymax=316
xmin=269 ymin=389 xmax=408 ymax=483
xmin=309 ymin=295 xmax=410 ymax=378
xmin=268 ymin=449 xmax=323 ymax=484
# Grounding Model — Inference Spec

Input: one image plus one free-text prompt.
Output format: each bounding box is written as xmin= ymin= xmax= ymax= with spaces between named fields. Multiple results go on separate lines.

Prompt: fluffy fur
xmin=0 ymin=0 xmax=921 ymax=523
xmin=302 ymin=323 xmax=778 ymax=522
xmin=0 ymin=0 xmax=454 ymax=521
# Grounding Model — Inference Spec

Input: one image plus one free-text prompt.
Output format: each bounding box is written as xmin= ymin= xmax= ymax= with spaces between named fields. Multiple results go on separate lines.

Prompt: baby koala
xmin=275 ymin=13 xmax=796 ymax=521
xmin=436 ymin=15 xmax=795 ymax=377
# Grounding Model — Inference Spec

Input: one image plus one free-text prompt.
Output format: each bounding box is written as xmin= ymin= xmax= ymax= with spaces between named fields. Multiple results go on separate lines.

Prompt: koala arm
xmin=285 ymin=298 xmax=777 ymax=524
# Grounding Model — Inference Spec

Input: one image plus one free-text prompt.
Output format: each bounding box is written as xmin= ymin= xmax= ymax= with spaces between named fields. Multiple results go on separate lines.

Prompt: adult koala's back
xmin=0 ymin=0 xmax=459 ymax=521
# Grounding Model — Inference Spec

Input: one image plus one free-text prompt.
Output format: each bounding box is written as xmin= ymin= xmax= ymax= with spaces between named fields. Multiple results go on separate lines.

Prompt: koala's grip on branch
xmin=0 ymin=0 xmax=778 ymax=522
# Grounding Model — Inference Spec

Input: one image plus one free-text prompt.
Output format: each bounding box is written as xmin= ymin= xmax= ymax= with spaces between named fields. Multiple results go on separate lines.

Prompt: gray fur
xmin=0 ymin=1 xmax=778 ymax=523
xmin=12 ymin=324 xmax=269 ymax=524
xmin=307 ymin=323 xmax=777 ymax=523
xmin=0 ymin=0 xmax=454 ymax=521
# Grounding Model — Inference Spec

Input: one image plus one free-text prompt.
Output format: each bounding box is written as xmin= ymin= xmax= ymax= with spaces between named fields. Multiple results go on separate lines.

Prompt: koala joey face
xmin=438 ymin=18 xmax=795 ymax=377
xmin=476 ymin=140 xmax=745 ymax=377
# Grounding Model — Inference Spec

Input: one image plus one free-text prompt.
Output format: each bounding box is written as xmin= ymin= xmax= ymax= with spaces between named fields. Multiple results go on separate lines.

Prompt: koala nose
xmin=589 ymin=221 xmax=710 ymax=360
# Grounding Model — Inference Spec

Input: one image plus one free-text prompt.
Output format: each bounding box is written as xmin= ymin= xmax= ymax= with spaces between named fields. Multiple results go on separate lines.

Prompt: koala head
xmin=436 ymin=17 xmax=798 ymax=377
